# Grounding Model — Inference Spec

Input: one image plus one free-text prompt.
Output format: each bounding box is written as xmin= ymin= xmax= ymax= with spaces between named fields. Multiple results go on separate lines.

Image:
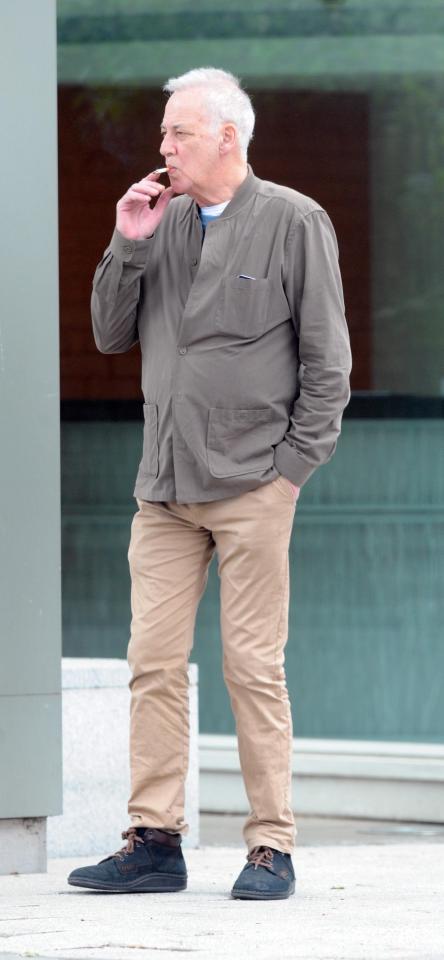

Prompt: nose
xmin=160 ymin=131 xmax=176 ymax=157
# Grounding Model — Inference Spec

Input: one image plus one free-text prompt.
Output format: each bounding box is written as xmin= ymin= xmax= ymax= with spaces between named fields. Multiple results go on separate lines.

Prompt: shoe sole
xmin=231 ymin=882 xmax=295 ymax=901
xmin=68 ymin=874 xmax=187 ymax=893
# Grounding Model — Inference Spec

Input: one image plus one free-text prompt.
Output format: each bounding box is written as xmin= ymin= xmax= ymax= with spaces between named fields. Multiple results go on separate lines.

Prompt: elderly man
xmin=68 ymin=67 xmax=352 ymax=901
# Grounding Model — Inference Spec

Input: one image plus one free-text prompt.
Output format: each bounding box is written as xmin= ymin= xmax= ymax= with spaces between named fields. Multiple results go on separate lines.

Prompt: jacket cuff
xmin=110 ymin=227 xmax=155 ymax=267
xmin=273 ymin=439 xmax=317 ymax=488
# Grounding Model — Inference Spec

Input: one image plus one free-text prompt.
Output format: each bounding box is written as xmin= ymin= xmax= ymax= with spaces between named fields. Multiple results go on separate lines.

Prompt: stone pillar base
xmin=0 ymin=818 xmax=46 ymax=875
xmin=47 ymin=658 xmax=199 ymax=857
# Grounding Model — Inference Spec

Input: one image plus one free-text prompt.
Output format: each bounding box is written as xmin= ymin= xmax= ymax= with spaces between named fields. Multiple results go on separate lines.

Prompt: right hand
xmin=116 ymin=170 xmax=175 ymax=240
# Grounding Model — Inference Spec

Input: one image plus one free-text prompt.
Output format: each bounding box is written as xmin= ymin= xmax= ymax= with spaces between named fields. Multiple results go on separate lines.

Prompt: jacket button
xmin=122 ymin=243 xmax=133 ymax=254
xmin=179 ymin=347 xmax=187 ymax=355
xmin=191 ymin=258 xmax=198 ymax=266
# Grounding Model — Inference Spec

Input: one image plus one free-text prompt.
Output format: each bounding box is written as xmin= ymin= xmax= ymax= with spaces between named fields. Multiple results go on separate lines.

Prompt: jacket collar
xmin=191 ymin=164 xmax=259 ymax=222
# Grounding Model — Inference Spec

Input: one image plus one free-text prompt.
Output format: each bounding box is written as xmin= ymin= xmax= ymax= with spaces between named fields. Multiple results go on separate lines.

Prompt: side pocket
xmin=274 ymin=474 xmax=299 ymax=504
xmin=206 ymin=407 xmax=273 ymax=477
xmin=141 ymin=403 xmax=159 ymax=477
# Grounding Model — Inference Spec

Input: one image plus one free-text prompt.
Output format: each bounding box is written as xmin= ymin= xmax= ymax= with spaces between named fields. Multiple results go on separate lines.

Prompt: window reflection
xmin=57 ymin=2 xmax=444 ymax=406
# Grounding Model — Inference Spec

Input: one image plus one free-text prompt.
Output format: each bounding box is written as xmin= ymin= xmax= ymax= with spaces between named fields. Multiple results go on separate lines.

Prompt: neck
xmin=191 ymin=161 xmax=249 ymax=207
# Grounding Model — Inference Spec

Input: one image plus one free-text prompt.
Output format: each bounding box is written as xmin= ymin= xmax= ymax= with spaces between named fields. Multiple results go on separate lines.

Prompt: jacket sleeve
xmin=273 ymin=207 xmax=352 ymax=488
xmin=91 ymin=227 xmax=154 ymax=354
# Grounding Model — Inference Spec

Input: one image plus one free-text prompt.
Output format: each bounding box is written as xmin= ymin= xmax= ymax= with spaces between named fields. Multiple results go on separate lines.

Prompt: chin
xmin=168 ymin=172 xmax=187 ymax=192
xmin=178 ymin=176 xmax=200 ymax=197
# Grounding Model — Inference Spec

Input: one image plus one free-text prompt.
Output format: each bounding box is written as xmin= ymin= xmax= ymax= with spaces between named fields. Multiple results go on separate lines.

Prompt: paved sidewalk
xmin=0 ymin=843 xmax=443 ymax=960
xmin=200 ymin=812 xmax=444 ymax=846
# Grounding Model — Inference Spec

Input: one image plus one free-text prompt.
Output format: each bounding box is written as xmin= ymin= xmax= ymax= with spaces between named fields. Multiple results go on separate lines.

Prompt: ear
xmin=219 ymin=123 xmax=237 ymax=155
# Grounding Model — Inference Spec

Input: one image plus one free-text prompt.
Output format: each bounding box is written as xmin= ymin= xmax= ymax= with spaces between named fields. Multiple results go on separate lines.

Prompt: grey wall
xmin=0 ymin=0 xmax=62 ymax=818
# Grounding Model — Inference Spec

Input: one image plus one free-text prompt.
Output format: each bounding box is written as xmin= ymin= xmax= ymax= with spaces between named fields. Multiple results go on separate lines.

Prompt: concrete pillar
xmin=0 ymin=0 xmax=62 ymax=873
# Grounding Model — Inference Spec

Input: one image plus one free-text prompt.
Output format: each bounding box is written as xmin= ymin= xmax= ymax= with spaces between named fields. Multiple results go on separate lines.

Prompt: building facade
xmin=57 ymin=0 xmax=444 ymax=814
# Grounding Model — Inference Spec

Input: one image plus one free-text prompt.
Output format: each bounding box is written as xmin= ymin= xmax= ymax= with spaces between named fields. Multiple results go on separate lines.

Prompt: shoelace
xmin=246 ymin=845 xmax=275 ymax=870
xmin=111 ymin=826 xmax=145 ymax=861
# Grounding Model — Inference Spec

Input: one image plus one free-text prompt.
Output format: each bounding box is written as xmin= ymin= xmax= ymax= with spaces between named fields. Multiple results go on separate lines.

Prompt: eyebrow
xmin=160 ymin=123 xmax=189 ymax=132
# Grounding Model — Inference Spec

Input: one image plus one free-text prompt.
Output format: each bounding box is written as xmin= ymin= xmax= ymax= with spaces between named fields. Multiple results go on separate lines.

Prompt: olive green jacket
xmin=91 ymin=164 xmax=352 ymax=504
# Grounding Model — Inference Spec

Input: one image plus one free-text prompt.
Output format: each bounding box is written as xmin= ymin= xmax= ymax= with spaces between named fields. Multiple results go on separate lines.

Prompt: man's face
xmin=159 ymin=89 xmax=222 ymax=199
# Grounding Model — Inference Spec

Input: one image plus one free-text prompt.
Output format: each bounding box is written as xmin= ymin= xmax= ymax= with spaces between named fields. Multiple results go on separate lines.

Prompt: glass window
xmin=57 ymin=0 xmax=444 ymax=409
xmin=58 ymin=2 xmax=444 ymax=745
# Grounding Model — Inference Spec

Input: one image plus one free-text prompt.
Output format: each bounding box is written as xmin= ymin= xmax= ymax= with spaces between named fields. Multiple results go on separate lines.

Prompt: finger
xmin=120 ymin=184 xmax=165 ymax=204
xmin=124 ymin=189 xmax=158 ymax=203
xmin=151 ymin=186 xmax=175 ymax=211
xmin=145 ymin=169 xmax=167 ymax=180
xmin=132 ymin=180 xmax=165 ymax=195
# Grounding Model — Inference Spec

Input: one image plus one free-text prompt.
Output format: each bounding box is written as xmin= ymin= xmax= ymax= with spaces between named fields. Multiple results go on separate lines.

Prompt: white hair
xmin=163 ymin=67 xmax=255 ymax=160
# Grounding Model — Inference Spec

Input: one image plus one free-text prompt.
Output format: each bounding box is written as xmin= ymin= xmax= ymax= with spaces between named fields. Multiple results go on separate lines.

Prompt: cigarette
xmin=153 ymin=167 xmax=168 ymax=174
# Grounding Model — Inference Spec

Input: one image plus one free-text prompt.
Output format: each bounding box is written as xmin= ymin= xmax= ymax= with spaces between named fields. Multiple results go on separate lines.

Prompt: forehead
xmin=161 ymin=89 xmax=209 ymax=129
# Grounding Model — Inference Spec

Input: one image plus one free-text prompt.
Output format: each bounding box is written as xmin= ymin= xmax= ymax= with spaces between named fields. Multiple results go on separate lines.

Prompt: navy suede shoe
xmin=231 ymin=845 xmax=296 ymax=900
xmin=67 ymin=826 xmax=187 ymax=893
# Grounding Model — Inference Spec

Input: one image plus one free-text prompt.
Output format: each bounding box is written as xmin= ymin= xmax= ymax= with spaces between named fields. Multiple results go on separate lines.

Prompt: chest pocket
xmin=215 ymin=275 xmax=271 ymax=338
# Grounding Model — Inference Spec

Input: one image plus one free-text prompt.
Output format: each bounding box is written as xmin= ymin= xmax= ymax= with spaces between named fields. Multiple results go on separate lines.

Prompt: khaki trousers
xmin=126 ymin=474 xmax=299 ymax=854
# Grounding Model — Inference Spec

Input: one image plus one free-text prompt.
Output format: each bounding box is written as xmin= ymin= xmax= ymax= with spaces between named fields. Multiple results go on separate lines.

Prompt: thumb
xmin=153 ymin=186 xmax=175 ymax=216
